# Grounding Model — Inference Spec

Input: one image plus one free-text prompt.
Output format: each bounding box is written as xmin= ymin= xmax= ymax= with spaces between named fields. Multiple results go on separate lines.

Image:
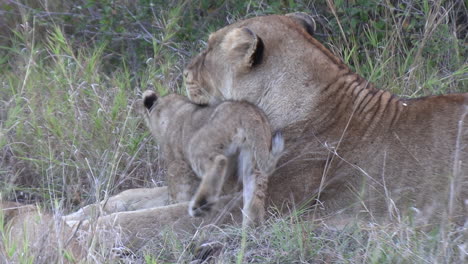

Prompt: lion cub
xmin=141 ymin=90 xmax=283 ymax=226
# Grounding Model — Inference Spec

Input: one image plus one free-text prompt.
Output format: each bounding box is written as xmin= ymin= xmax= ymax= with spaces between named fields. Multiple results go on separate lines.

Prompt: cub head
xmin=140 ymin=90 xmax=187 ymax=140
xmin=183 ymin=12 xmax=316 ymax=105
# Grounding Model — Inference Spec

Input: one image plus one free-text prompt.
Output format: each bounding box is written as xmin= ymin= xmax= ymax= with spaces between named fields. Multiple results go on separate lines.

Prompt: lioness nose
xmin=183 ymin=69 xmax=189 ymax=79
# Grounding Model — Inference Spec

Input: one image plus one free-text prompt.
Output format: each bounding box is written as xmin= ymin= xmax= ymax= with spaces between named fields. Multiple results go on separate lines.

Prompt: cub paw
xmin=188 ymin=196 xmax=214 ymax=217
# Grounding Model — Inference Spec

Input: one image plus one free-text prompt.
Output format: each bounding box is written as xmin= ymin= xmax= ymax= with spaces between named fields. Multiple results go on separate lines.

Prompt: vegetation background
xmin=0 ymin=0 xmax=466 ymax=263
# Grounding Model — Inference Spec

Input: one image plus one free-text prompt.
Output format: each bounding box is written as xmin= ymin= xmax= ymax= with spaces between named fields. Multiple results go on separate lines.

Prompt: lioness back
xmin=183 ymin=13 xmax=467 ymax=225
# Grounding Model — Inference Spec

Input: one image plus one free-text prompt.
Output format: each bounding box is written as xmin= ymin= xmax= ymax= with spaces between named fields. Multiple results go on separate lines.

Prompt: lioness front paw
xmin=188 ymin=196 xmax=214 ymax=217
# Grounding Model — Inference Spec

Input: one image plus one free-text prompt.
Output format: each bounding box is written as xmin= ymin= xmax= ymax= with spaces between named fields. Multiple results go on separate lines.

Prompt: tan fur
xmin=141 ymin=91 xmax=283 ymax=226
xmin=62 ymin=186 xmax=170 ymax=225
xmin=55 ymin=13 xmax=467 ymax=254
xmin=1 ymin=201 xmax=86 ymax=263
xmin=86 ymin=194 xmax=243 ymax=251
xmin=2 ymin=196 xmax=240 ymax=260
xmin=184 ymin=13 xmax=468 ymax=225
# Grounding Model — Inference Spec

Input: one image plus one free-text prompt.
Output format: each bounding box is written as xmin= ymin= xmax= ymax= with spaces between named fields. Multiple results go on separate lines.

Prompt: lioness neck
xmin=309 ymin=72 xmax=404 ymax=141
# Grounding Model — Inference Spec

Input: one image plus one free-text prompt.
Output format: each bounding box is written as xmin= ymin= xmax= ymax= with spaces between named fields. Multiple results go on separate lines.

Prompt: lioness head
xmin=183 ymin=13 xmax=345 ymax=130
xmin=183 ymin=25 xmax=265 ymax=105
xmin=184 ymin=13 xmax=316 ymax=105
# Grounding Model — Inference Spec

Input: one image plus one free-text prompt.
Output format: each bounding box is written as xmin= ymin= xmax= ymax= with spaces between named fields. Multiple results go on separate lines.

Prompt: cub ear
xmin=286 ymin=12 xmax=316 ymax=36
xmin=221 ymin=27 xmax=264 ymax=69
xmin=142 ymin=90 xmax=158 ymax=110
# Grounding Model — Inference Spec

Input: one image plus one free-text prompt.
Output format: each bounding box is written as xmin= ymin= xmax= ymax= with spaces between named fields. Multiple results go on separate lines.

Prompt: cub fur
xmin=141 ymin=90 xmax=283 ymax=225
xmin=183 ymin=13 xmax=467 ymax=225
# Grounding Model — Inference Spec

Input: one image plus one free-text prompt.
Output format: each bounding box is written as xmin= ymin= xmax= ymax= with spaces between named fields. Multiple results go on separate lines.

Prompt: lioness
xmin=62 ymin=13 xmax=467 ymax=252
xmin=141 ymin=90 xmax=283 ymax=226
xmin=183 ymin=13 xmax=468 ymax=224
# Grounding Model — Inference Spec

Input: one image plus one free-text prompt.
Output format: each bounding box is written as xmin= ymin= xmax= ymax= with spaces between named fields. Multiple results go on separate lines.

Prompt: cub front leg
xmin=189 ymin=155 xmax=229 ymax=217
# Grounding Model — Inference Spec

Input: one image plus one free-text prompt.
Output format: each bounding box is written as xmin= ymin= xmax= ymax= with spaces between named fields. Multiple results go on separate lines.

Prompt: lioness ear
xmin=286 ymin=12 xmax=316 ymax=36
xmin=142 ymin=90 xmax=158 ymax=110
xmin=221 ymin=27 xmax=264 ymax=68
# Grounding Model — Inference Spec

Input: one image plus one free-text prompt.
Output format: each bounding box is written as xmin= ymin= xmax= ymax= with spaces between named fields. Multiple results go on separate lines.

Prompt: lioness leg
xmin=63 ymin=186 xmax=169 ymax=224
xmin=64 ymin=161 xmax=198 ymax=223
xmin=1 ymin=202 xmax=86 ymax=262
xmin=89 ymin=195 xmax=243 ymax=252
xmin=189 ymin=155 xmax=229 ymax=217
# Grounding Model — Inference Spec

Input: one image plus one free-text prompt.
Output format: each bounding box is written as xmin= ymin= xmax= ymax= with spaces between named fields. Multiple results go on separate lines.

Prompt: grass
xmin=0 ymin=0 xmax=467 ymax=263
